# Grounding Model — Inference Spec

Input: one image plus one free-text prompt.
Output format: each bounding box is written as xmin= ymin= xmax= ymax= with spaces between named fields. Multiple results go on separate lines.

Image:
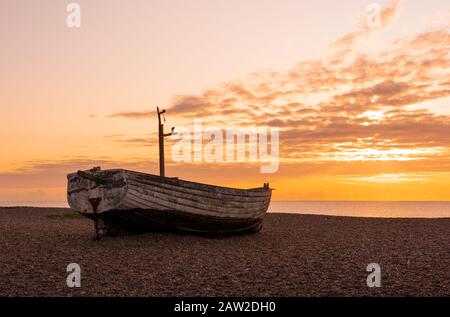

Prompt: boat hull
xmin=81 ymin=209 xmax=263 ymax=235
xmin=67 ymin=168 xmax=272 ymax=235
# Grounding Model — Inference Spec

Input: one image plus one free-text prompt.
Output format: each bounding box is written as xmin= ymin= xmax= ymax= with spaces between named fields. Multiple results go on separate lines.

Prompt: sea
xmin=1 ymin=201 xmax=449 ymax=218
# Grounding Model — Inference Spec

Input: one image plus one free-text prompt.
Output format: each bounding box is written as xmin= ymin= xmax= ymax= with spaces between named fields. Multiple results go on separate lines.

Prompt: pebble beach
xmin=1 ymin=207 xmax=449 ymax=296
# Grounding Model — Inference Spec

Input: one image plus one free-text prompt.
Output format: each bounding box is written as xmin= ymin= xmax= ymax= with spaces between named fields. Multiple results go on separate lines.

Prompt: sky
xmin=0 ymin=0 xmax=449 ymax=202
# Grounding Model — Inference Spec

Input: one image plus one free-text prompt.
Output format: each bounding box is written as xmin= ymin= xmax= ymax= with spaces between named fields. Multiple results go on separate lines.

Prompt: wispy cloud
xmin=104 ymin=134 xmax=157 ymax=147
xmin=332 ymin=0 xmax=402 ymax=48
xmin=107 ymin=111 xmax=153 ymax=119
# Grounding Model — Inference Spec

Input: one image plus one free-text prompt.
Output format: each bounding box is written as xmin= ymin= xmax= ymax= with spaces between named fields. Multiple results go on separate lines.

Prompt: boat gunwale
xmin=68 ymin=168 xmax=272 ymax=195
xmin=127 ymin=170 xmax=271 ymax=193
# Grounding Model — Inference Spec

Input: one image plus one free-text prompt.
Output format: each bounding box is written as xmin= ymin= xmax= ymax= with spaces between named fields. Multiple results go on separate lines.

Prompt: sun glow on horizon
xmin=319 ymin=147 xmax=445 ymax=162
xmin=342 ymin=173 xmax=429 ymax=184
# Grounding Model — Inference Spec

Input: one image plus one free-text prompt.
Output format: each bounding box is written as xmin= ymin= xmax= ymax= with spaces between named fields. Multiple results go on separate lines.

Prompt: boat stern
xmin=67 ymin=167 xmax=128 ymax=214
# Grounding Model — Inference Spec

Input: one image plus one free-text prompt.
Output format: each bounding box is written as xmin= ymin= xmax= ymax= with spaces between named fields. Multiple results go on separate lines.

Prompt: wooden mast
xmin=157 ymin=107 xmax=175 ymax=177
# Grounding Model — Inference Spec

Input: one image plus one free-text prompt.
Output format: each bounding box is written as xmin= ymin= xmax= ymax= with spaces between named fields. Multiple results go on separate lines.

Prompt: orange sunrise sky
xmin=0 ymin=0 xmax=449 ymax=202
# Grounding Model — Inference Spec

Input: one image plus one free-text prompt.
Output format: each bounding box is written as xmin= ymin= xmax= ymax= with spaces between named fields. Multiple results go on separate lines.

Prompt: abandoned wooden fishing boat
xmin=67 ymin=168 xmax=271 ymax=236
xmin=67 ymin=107 xmax=272 ymax=237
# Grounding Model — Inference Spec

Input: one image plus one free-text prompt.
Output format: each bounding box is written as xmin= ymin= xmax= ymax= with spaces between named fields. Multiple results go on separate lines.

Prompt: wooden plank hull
xmin=67 ymin=168 xmax=272 ymax=235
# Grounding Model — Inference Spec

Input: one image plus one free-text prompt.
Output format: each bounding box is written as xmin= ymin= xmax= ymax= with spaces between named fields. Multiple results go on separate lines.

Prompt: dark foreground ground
xmin=0 ymin=207 xmax=449 ymax=296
